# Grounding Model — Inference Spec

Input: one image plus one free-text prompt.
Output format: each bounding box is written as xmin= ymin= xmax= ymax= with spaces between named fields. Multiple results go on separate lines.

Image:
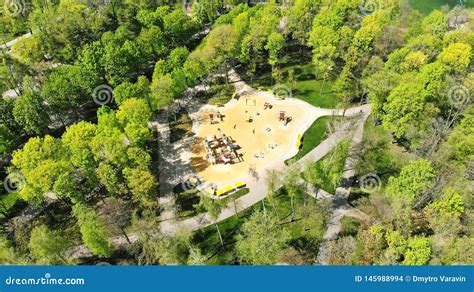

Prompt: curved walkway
xmin=0 ymin=32 xmax=31 ymax=50
xmin=162 ymin=104 xmax=370 ymax=234
xmin=158 ymin=69 xmax=371 ymax=234
xmin=67 ymin=69 xmax=372 ymax=260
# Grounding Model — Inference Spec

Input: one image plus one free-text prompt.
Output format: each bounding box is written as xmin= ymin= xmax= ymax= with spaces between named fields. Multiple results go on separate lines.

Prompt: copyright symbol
xmin=405 ymin=276 xmax=411 ymax=282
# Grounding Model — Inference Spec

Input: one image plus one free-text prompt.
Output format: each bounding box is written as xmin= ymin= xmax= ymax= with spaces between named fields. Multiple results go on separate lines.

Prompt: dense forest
xmin=0 ymin=0 xmax=472 ymax=266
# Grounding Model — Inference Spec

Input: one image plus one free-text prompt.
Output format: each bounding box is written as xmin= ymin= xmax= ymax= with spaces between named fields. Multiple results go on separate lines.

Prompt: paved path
xmin=315 ymin=107 xmax=371 ymax=265
xmin=0 ymin=33 xmax=31 ymax=50
xmin=158 ymin=69 xmax=371 ymax=234
xmin=66 ymin=69 xmax=371 ymax=260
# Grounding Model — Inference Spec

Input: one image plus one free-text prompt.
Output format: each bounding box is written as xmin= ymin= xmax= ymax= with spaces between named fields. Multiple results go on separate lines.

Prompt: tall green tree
xmin=236 ymin=210 xmax=289 ymax=265
xmin=41 ymin=65 xmax=99 ymax=117
xmin=265 ymin=32 xmax=285 ymax=82
xmin=286 ymin=0 xmax=320 ymax=45
xmin=72 ymin=203 xmax=114 ymax=257
xmin=29 ymin=225 xmax=74 ymax=265
xmin=62 ymin=121 xmax=98 ymax=181
xmin=13 ymin=91 xmax=50 ymax=135
xmin=198 ymin=195 xmax=226 ymax=246
xmin=425 ymin=188 xmax=464 ymax=236
xmin=385 ymin=159 xmax=436 ymax=210
xmin=0 ymin=236 xmax=27 ymax=265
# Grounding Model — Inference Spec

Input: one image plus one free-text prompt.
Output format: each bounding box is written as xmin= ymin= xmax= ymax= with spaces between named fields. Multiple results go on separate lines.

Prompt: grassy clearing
xmin=248 ymin=62 xmax=339 ymax=109
xmin=348 ymin=116 xmax=418 ymax=210
xmin=285 ymin=116 xmax=331 ymax=165
xmin=409 ymin=0 xmax=470 ymax=15
xmin=289 ymin=79 xmax=339 ymax=108
xmin=283 ymin=62 xmax=338 ymax=108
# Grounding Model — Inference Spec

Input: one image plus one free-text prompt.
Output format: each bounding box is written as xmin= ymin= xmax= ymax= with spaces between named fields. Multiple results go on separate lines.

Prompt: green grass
xmin=0 ymin=192 xmax=20 ymax=219
xmin=289 ymin=79 xmax=339 ymax=108
xmin=192 ymin=207 xmax=253 ymax=265
xmin=220 ymin=188 xmax=250 ymax=205
xmin=283 ymin=63 xmax=338 ymax=108
xmin=409 ymin=0 xmax=473 ymax=15
xmin=248 ymin=62 xmax=339 ymax=109
xmin=285 ymin=116 xmax=331 ymax=165
xmin=339 ymin=216 xmax=361 ymax=237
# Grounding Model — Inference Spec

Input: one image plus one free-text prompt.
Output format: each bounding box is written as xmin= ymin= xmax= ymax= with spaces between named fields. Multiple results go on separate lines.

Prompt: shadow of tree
xmin=191 ymin=157 xmax=210 ymax=172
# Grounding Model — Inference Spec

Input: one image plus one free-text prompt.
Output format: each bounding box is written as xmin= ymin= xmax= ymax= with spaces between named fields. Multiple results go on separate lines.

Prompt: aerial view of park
xmin=0 ymin=0 xmax=472 ymax=267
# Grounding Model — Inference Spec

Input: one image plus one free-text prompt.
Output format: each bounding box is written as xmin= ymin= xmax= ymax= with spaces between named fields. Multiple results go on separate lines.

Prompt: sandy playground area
xmin=190 ymin=92 xmax=310 ymax=186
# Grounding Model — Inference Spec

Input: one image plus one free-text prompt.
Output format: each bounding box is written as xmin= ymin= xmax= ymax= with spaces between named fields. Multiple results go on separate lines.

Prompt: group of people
xmin=209 ymin=111 xmax=225 ymax=124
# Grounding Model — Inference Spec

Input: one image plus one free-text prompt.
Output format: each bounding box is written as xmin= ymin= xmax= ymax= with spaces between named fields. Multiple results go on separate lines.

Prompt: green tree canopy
xmin=236 ymin=210 xmax=290 ymax=265
xmin=386 ymin=159 xmax=436 ymax=210
xmin=72 ymin=203 xmax=114 ymax=257
xmin=29 ymin=225 xmax=74 ymax=265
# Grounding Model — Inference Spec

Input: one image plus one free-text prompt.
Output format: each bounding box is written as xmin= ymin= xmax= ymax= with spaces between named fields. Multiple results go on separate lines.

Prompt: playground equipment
xmin=268 ymin=143 xmax=278 ymax=149
xmin=264 ymin=102 xmax=273 ymax=110
xmin=279 ymin=111 xmax=292 ymax=125
xmin=210 ymin=112 xmax=225 ymax=124
xmin=214 ymin=181 xmax=246 ymax=197
xmin=235 ymin=181 xmax=246 ymax=189
xmin=203 ymin=131 xmax=242 ymax=165
xmin=279 ymin=111 xmax=286 ymax=121
xmin=296 ymin=134 xmax=302 ymax=149
xmin=217 ymin=112 xmax=225 ymax=122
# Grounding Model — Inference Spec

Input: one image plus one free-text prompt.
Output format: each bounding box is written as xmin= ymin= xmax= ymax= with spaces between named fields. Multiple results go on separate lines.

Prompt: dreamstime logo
xmin=448 ymin=85 xmax=471 ymax=107
xmin=3 ymin=172 xmax=25 ymax=193
xmin=92 ymin=85 xmax=114 ymax=105
xmin=272 ymin=85 xmax=292 ymax=99
xmin=5 ymin=272 xmax=85 ymax=286
xmin=3 ymin=0 xmax=26 ymax=17
xmin=359 ymin=173 xmax=381 ymax=193
xmin=182 ymin=0 xmax=204 ymax=16
xmin=358 ymin=0 xmax=382 ymax=16
xmin=168 ymin=102 xmax=181 ymax=117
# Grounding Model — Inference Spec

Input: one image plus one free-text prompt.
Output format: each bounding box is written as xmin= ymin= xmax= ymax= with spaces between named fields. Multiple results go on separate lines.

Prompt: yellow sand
xmin=190 ymin=94 xmax=307 ymax=185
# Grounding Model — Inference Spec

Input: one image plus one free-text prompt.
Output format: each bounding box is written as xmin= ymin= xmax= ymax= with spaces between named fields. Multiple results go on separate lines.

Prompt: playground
xmin=190 ymin=91 xmax=310 ymax=188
